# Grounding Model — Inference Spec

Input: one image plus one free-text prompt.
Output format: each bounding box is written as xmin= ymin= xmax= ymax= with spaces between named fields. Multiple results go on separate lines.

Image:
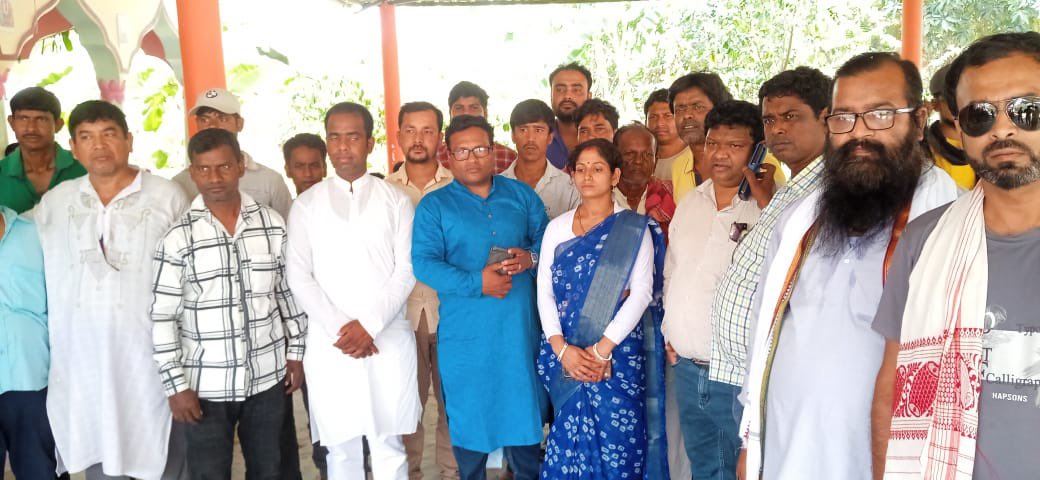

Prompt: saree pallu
xmin=537 ymin=210 xmax=669 ymax=480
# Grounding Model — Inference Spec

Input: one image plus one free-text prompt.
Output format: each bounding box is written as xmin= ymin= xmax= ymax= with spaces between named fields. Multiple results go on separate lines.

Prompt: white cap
xmin=188 ymin=88 xmax=241 ymax=116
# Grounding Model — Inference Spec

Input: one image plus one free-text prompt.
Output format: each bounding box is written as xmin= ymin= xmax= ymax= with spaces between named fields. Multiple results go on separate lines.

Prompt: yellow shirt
xmin=932 ymin=136 xmax=976 ymax=190
xmin=671 ymin=146 xmax=787 ymax=202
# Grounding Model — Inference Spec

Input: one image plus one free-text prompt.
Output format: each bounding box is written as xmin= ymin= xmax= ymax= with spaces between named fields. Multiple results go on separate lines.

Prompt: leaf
xmin=37 ymin=66 xmax=74 ymax=88
xmin=256 ymin=47 xmax=290 ymax=65
xmin=61 ymin=31 xmax=73 ymax=51
xmin=228 ymin=64 xmax=261 ymax=92
xmin=153 ymin=150 xmax=169 ymax=170
xmin=143 ymin=106 xmax=164 ymax=132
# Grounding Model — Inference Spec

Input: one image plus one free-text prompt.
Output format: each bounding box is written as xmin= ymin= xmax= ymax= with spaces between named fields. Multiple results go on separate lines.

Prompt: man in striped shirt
xmin=151 ymin=128 xmax=307 ymax=478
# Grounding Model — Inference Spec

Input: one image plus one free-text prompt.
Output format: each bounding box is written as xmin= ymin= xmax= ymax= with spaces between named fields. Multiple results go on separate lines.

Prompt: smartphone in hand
xmin=738 ymin=142 xmax=768 ymax=201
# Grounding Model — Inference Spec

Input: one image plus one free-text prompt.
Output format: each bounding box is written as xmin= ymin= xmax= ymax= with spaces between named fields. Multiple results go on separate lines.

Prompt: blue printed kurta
xmin=412 ymin=176 xmax=549 ymax=453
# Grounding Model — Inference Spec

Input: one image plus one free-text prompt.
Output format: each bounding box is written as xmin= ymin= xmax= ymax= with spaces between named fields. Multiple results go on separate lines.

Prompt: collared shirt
xmin=672 ymin=146 xmax=788 ymax=203
xmin=500 ymin=160 xmax=580 ymax=219
xmin=612 ymin=177 xmax=676 ymax=242
xmin=0 ymin=144 xmax=86 ymax=213
xmin=0 ymin=206 xmax=48 ymax=394
xmin=708 ymin=157 xmax=823 ymax=386
xmin=547 ymin=121 xmax=571 ymax=170
xmin=151 ymin=193 xmax=307 ymax=401
xmin=34 ymin=170 xmax=189 ymax=478
xmin=173 ymin=151 xmax=293 ymax=219
xmin=436 ymin=142 xmax=517 ymax=174
xmin=387 ymin=163 xmax=454 ymax=331
xmin=663 ymin=180 xmax=761 ymax=361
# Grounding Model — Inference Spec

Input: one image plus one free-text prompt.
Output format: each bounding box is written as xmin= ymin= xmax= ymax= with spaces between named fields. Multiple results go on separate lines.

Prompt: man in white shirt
xmin=737 ymin=52 xmax=959 ymax=480
xmin=501 ymin=99 xmax=580 ymax=220
xmin=286 ymin=102 xmax=420 ymax=480
xmin=387 ymin=101 xmax=458 ymax=480
xmin=172 ymin=88 xmax=292 ymax=219
xmin=151 ymin=128 xmax=307 ymax=478
xmin=34 ymin=100 xmax=190 ymax=479
xmin=663 ymin=100 xmax=764 ymax=480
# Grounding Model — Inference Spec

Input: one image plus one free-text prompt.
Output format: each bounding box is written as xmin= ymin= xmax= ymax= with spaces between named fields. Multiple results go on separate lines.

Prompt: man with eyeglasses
xmin=386 ymin=101 xmax=460 ymax=480
xmin=0 ymin=86 xmax=86 ymax=213
xmin=501 ymin=99 xmax=579 ymax=220
xmin=735 ymin=52 xmax=958 ymax=480
xmin=412 ymin=115 xmax=548 ymax=480
xmin=286 ymin=102 xmax=420 ymax=479
xmin=547 ymin=63 xmax=593 ymax=169
xmin=872 ymin=32 xmax=1040 ymax=480
xmin=662 ymin=101 xmax=763 ymax=480
xmin=172 ymin=88 xmax=293 ymax=219
xmin=34 ymin=100 xmax=191 ymax=479
xmin=669 ymin=74 xmax=787 ymax=204
xmin=434 ymin=81 xmax=517 ymax=174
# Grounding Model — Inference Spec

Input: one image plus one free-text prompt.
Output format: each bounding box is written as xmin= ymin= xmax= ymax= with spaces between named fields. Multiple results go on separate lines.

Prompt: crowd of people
xmin=0 ymin=30 xmax=1037 ymax=480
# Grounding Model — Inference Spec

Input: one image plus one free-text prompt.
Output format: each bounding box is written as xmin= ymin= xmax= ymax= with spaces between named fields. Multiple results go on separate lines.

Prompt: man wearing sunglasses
xmin=872 ymin=32 xmax=1040 ymax=479
xmin=736 ymin=52 xmax=958 ymax=480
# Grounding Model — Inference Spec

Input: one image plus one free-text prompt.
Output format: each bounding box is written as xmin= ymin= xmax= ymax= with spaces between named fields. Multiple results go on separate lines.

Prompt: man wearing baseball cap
xmin=172 ymin=88 xmax=293 ymax=218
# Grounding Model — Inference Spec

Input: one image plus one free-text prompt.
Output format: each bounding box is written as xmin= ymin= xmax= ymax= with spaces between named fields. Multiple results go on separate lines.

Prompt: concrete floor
xmin=6 ymin=392 xmax=493 ymax=479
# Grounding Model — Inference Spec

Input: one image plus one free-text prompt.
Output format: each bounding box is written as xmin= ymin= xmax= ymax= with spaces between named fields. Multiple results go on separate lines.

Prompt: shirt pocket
xmin=247 ymin=253 xmax=278 ymax=296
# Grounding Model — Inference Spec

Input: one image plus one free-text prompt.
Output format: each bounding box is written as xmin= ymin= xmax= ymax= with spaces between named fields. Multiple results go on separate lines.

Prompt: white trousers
xmin=326 ymin=434 xmax=407 ymax=480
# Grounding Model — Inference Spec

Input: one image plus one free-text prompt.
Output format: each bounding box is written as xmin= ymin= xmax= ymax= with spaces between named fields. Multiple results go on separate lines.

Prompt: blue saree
xmin=537 ymin=210 xmax=669 ymax=480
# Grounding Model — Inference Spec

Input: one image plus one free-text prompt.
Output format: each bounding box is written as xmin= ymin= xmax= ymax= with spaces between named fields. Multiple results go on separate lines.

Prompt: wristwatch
xmin=529 ymin=250 xmax=539 ymax=268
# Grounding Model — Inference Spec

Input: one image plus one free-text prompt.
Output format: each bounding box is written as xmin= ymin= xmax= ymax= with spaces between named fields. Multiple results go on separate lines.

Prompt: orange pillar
xmin=381 ymin=2 xmax=402 ymax=170
xmin=901 ymin=0 xmax=923 ymax=66
xmin=176 ymin=0 xmax=227 ymax=137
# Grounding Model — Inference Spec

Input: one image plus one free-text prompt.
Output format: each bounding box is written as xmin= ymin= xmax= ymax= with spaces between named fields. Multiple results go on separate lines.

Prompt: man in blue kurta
xmin=412 ymin=114 xmax=548 ymax=480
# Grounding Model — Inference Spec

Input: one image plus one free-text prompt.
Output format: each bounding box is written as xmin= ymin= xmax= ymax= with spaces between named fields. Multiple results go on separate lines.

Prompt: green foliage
xmin=37 ymin=66 xmax=74 ymax=88
xmin=153 ymin=150 xmax=169 ymax=170
xmin=228 ymin=64 xmax=262 ymax=92
xmin=569 ymin=0 xmax=1034 ymax=114
xmin=141 ymin=77 xmax=180 ymax=133
xmin=282 ymin=73 xmax=387 ymax=146
xmin=257 ymin=47 xmax=291 ymax=65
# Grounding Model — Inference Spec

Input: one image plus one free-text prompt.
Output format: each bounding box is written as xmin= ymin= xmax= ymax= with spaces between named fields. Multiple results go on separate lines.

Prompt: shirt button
xmin=843 ymin=259 xmax=851 ymax=264
xmin=492 ymin=231 xmax=497 ymax=236
xmin=488 ymin=214 xmax=493 ymax=219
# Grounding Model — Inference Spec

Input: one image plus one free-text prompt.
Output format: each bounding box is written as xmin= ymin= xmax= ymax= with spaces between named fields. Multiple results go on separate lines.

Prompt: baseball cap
xmin=189 ymin=88 xmax=241 ymax=116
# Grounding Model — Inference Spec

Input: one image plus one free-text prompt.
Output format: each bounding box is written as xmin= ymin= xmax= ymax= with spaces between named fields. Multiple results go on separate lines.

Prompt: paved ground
xmin=7 ymin=392 xmax=500 ymax=479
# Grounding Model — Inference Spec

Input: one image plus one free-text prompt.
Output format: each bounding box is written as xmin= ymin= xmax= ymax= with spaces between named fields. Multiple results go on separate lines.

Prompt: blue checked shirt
xmin=708 ymin=158 xmax=823 ymax=386
xmin=151 ymin=194 xmax=307 ymax=401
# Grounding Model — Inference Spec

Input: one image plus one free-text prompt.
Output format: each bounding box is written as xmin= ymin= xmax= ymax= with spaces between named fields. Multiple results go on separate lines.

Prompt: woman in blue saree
xmin=536 ymin=139 xmax=669 ymax=479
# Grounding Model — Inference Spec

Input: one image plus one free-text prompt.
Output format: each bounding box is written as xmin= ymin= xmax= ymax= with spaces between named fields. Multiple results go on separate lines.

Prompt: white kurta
xmin=33 ymin=170 xmax=189 ymax=478
xmin=285 ymin=174 xmax=420 ymax=448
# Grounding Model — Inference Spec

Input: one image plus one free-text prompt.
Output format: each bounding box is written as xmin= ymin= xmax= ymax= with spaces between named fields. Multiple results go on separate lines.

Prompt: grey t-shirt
xmin=873 ymin=204 xmax=1040 ymax=480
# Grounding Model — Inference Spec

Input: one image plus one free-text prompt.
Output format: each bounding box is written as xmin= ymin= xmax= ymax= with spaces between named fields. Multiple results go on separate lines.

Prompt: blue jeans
xmin=452 ymin=444 xmax=540 ymax=480
xmin=0 ymin=389 xmax=58 ymax=479
xmin=185 ymin=383 xmax=286 ymax=480
xmin=673 ymin=358 xmax=742 ymax=480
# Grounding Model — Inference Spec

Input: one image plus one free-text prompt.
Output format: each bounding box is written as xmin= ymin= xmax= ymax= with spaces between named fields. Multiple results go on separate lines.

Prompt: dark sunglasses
xmin=957 ymin=96 xmax=1040 ymax=137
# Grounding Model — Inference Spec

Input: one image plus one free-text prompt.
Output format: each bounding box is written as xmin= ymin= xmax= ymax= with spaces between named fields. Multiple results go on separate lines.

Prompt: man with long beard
xmin=735 ymin=52 xmax=959 ymax=480
xmin=872 ymin=32 xmax=1040 ymax=479
xmin=386 ymin=101 xmax=460 ymax=479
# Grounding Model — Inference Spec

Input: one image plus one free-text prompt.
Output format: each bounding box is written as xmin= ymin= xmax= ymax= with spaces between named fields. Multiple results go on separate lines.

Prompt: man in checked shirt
xmin=150 ymin=128 xmax=307 ymax=478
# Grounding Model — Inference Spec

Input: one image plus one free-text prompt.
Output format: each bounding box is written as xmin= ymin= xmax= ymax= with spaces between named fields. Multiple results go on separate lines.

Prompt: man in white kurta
xmin=286 ymin=102 xmax=420 ymax=480
xmin=737 ymin=55 xmax=959 ymax=479
xmin=33 ymin=100 xmax=190 ymax=479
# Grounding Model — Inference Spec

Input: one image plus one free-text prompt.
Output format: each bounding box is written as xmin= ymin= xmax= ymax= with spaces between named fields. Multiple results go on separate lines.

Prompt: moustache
xmin=983 ymin=138 xmax=1031 ymax=157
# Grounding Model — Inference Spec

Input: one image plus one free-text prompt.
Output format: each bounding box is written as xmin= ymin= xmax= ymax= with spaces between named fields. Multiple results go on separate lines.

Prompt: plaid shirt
xmin=436 ymin=142 xmax=517 ymax=174
xmin=708 ymin=158 xmax=823 ymax=386
xmin=151 ymin=194 xmax=307 ymax=401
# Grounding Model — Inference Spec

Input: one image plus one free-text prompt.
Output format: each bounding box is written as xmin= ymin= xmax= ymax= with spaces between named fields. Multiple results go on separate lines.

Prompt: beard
xmin=554 ymin=101 xmax=579 ymax=123
xmin=404 ymin=147 xmax=432 ymax=164
xmin=816 ymin=129 xmax=925 ymax=253
xmin=969 ymin=138 xmax=1040 ymax=190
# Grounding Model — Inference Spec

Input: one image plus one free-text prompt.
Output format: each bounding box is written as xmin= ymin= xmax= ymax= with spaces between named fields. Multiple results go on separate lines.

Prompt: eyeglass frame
xmin=824 ymin=106 xmax=919 ymax=134
xmin=956 ymin=95 xmax=1040 ymax=137
xmin=450 ymin=145 xmax=494 ymax=161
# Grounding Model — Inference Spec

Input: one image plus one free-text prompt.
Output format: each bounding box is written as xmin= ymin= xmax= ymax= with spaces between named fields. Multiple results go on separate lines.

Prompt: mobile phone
xmin=487 ymin=246 xmax=515 ymax=274
xmin=738 ymin=142 xmax=768 ymax=201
